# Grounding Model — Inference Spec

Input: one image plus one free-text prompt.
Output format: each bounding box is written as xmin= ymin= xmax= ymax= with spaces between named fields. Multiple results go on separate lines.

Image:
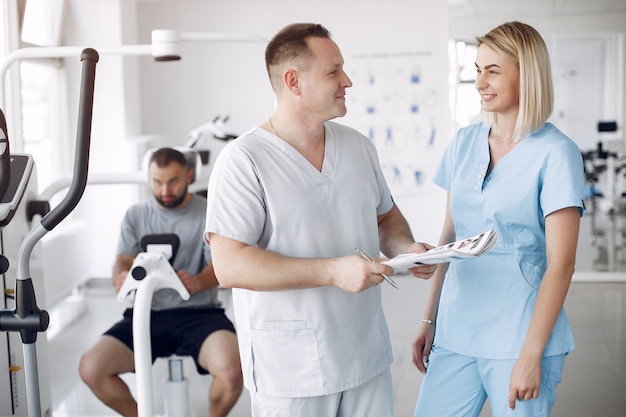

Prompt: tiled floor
xmin=41 ymin=275 xmax=626 ymax=417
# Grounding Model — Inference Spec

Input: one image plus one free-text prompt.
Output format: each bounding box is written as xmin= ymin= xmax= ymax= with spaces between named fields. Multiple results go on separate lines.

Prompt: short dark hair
xmin=149 ymin=147 xmax=189 ymax=169
xmin=265 ymin=23 xmax=331 ymax=89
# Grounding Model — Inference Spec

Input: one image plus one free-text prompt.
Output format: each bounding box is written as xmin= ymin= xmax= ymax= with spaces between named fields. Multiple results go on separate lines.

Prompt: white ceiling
xmin=449 ymin=0 xmax=626 ymax=18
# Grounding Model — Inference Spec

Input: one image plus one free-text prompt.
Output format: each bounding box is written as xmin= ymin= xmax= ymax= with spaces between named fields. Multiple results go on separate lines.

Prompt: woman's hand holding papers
xmin=403 ymin=242 xmax=437 ymax=279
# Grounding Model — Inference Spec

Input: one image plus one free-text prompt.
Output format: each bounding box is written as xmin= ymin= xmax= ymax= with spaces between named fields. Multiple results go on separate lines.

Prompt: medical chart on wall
xmin=343 ymin=50 xmax=446 ymax=198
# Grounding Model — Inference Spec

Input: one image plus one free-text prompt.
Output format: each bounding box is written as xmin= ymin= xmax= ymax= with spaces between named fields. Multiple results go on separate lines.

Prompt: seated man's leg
xmin=79 ymin=334 xmax=137 ymax=417
xmin=175 ymin=308 xmax=243 ymax=417
xmin=199 ymin=329 xmax=244 ymax=417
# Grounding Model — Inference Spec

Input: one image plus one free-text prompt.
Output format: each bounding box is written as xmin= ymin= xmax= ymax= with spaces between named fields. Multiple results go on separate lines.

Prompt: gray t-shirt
xmin=118 ymin=194 xmax=220 ymax=310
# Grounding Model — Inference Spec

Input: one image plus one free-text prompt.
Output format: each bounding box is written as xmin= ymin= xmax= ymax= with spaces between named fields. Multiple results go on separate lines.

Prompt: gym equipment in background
xmin=0 ymin=48 xmax=99 ymax=417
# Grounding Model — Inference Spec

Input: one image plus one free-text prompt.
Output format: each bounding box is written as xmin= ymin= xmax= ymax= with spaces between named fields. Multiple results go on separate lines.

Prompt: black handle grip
xmin=0 ymin=109 xmax=10 ymax=199
xmin=41 ymin=48 xmax=99 ymax=231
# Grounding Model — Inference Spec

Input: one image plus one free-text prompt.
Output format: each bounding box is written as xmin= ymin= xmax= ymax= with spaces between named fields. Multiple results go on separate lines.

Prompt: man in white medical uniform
xmin=204 ymin=23 xmax=435 ymax=417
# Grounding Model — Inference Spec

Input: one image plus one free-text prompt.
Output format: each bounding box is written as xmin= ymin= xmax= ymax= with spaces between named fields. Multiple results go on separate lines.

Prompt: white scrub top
xmin=205 ymin=121 xmax=394 ymax=397
xmin=433 ymin=122 xmax=585 ymax=359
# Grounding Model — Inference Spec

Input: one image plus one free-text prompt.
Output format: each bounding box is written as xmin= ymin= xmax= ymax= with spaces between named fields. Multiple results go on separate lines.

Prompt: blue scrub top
xmin=433 ymin=122 xmax=585 ymax=359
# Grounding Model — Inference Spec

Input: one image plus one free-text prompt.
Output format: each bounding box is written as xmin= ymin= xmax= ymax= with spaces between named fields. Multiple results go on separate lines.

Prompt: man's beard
xmin=155 ymin=187 xmax=187 ymax=208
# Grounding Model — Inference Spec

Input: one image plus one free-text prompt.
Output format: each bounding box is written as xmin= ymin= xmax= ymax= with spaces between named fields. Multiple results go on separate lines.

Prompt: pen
xmin=354 ymin=247 xmax=399 ymax=289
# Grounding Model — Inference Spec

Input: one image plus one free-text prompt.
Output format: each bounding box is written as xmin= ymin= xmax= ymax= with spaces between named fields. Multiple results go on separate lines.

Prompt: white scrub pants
xmin=414 ymin=346 xmax=565 ymax=417
xmin=250 ymin=368 xmax=393 ymax=417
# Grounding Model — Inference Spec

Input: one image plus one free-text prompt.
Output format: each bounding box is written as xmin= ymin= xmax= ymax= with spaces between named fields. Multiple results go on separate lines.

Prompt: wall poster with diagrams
xmin=343 ymin=49 xmax=449 ymax=199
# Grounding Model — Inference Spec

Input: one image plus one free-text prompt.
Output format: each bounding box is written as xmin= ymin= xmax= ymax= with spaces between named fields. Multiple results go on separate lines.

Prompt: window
xmin=448 ymin=40 xmax=481 ymax=131
xmin=17 ymin=0 xmax=66 ymax=191
xmin=21 ymin=0 xmax=65 ymax=47
xmin=20 ymin=60 xmax=65 ymax=191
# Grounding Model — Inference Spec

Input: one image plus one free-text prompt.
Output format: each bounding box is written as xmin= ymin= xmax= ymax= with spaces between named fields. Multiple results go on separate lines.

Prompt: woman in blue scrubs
xmin=412 ymin=21 xmax=585 ymax=417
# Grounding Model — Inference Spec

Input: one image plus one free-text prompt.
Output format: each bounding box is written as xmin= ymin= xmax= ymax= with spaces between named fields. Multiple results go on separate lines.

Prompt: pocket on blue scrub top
xmin=250 ymin=320 xmax=324 ymax=395
xmin=515 ymin=255 xmax=545 ymax=290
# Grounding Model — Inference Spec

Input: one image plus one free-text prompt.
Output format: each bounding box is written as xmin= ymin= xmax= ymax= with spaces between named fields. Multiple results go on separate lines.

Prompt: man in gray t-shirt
xmin=79 ymin=148 xmax=242 ymax=417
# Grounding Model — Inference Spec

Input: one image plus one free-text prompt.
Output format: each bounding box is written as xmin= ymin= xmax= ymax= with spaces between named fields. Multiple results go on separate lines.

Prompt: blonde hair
xmin=477 ymin=21 xmax=554 ymax=141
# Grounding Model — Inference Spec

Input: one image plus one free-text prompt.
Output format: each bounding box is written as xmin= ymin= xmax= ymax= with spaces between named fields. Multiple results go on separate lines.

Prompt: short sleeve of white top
xmin=205 ymin=121 xmax=394 ymax=397
xmin=432 ymin=122 xmax=585 ymax=359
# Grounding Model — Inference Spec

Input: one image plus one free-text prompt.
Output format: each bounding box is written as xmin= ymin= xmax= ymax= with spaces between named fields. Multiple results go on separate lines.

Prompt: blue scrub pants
xmin=414 ymin=346 xmax=565 ymax=417
xmin=250 ymin=368 xmax=393 ymax=417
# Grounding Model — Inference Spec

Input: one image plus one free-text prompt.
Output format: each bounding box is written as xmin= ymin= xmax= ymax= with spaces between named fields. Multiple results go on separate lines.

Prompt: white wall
xmin=56 ymin=0 xmax=145 ymax=283
xmin=7 ymin=0 xmax=450 ymax=296
xmin=29 ymin=2 xmax=626 ymax=285
xmin=7 ymin=1 xmax=625 ymax=296
xmin=135 ymin=0 xmax=451 ymax=247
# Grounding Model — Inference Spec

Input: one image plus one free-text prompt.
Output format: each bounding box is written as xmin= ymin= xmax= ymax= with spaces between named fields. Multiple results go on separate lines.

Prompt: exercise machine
xmin=0 ymin=48 xmax=99 ymax=417
xmin=0 ymin=103 xmax=42 ymax=417
xmin=184 ymin=115 xmax=238 ymax=195
xmin=117 ymin=234 xmax=191 ymax=417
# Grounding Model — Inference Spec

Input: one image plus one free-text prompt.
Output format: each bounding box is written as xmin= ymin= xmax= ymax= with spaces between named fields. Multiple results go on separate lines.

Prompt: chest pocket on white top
xmin=250 ymin=320 xmax=324 ymax=397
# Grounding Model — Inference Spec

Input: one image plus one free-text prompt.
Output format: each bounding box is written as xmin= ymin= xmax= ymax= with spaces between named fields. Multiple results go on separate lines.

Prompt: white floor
xmin=39 ymin=275 xmax=626 ymax=417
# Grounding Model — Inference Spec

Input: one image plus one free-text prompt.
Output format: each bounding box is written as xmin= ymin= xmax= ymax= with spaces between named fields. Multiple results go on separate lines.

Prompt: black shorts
xmin=104 ymin=307 xmax=236 ymax=375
